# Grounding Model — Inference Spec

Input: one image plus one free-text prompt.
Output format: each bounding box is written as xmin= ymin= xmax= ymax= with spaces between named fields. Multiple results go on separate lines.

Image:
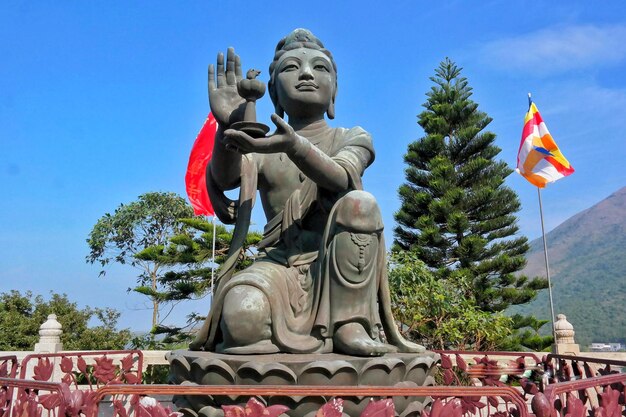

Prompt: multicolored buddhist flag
xmin=185 ymin=113 xmax=216 ymax=216
xmin=516 ymin=97 xmax=574 ymax=188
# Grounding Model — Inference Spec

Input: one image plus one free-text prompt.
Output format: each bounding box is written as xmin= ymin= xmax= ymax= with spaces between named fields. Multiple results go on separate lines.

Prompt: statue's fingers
xmin=223 ymin=132 xmax=239 ymax=150
xmin=235 ymin=130 xmax=255 ymax=146
xmin=226 ymin=129 xmax=257 ymax=151
xmin=271 ymin=113 xmax=293 ymax=134
xmin=224 ymin=143 xmax=240 ymax=153
xmin=226 ymin=47 xmax=236 ymax=85
xmin=216 ymin=51 xmax=225 ymax=88
xmin=208 ymin=64 xmax=216 ymax=91
xmin=225 ymin=129 xmax=246 ymax=144
xmin=235 ymin=55 xmax=242 ymax=82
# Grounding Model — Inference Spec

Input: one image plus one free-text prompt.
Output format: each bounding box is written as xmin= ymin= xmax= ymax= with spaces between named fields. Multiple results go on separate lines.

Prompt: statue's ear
xmin=327 ymin=83 xmax=337 ymax=120
xmin=269 ymin=80 xmax=284 ymax=118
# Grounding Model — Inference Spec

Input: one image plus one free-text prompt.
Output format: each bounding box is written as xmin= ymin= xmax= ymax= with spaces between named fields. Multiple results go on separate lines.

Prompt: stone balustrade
xmin=2 ymin=312 xmax=624 ymax=380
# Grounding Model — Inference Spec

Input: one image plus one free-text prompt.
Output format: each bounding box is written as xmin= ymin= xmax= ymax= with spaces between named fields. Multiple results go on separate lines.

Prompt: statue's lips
xmin=296 ymin=82 xmax=319 ymax=91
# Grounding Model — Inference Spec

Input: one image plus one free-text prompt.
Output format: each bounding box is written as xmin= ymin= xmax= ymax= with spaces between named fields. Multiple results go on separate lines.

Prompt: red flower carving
xmin=455 ymin=354 xmax=467 ymax=371
xmin=223 ymin=398 xmax=288 ymax=417
xmin=60 ymin=357 xmax=74 ymax=374
xmin=487 ymin=395 xmax=499 ymax=407
xmin=33 ymin=358 xmax=54 ymax=381
xmin=360 ymin=398 xmax=394 ymax=417
xmin=440 ymin=354 xmax=453 ymax=369
xmin=13 ymin=389 xmax=42 ymax=417
xmin=120 ymin=354 xmax=134 ymax=372
xmin=77 ymin=356 xmax=87 ymax=373
xmin=222 ymin=403 xmax=247 ymax=417
xmin=136 ymin=396 xmax=183 ymax=417
xmin=39 ymin=393 xmax=61 ymax=410
xmin=123 ymin=372 xmax=141 ymax=384
xmin=62 ymin=373 xmax=74 ymax=385
xmin=422 ymin=398 xmax=462 ymax=417
xmin=316 ymin=398 xmax=343 ymax=417
xmin=520 ymin=378 xmax=539 ymax=396
xmin=597 ymin=386 xmax=621 ymax=417
xmin=563 ymin=394 xmax=586 ymax=417
xmin=460 ymin=396 xmax=486 ymax=415
xmin=113 ymin=399 xmax=129 ymax=417
xmin=80 ymin=390 xmax=100 ymax=417
xmin=65 ymin=390 xmax=85 ymax=417
xmin=93 ymin=356 xmax=116 ymax=384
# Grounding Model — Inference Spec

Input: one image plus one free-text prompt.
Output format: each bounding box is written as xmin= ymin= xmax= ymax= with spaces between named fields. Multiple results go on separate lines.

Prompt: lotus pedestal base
xmin=167 ymin=350 xmax=440 ymax=417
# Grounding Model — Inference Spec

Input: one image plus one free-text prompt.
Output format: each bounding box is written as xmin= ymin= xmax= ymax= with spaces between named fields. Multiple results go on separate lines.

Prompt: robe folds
xmin=190 ymin=126 xmax=418 ymax=354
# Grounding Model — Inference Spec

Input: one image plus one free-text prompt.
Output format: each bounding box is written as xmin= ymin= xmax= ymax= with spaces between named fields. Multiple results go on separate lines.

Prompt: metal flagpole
xmin=537 ymin=187 xmax=558 ymax=346
xmin=211 ymin=216 xmax=217 ymax=298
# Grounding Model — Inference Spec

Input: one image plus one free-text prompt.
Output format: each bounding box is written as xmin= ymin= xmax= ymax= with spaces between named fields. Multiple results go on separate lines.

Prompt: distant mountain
xmin=511 ymin=186 xmax=626 ymax=349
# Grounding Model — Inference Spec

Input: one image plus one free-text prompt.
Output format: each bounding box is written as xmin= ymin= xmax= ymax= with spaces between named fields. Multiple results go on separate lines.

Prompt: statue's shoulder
xmin=334 ymin=126 xmax=374 ymax=152
xmin=336 ymin=125 xmax=371 ymax=138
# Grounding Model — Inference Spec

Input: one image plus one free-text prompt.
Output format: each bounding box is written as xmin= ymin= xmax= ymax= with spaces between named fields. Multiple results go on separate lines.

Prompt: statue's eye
xmin=281 ymin=64 xmax=298 ymax=72
xmin=314 ymin=64 xmax=329 ymax=72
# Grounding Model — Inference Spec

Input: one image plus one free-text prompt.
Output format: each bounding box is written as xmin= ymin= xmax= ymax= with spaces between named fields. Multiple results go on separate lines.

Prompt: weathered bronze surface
xmin=168 ymin=350 xmax=439 ymax=417
xmin=189 ymin=28 xmax=424 ymax=357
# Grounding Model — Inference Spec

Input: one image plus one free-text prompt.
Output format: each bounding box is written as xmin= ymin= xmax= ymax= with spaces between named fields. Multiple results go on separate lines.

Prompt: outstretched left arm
xmin=223 ymin=114 xmax=363 ymax=192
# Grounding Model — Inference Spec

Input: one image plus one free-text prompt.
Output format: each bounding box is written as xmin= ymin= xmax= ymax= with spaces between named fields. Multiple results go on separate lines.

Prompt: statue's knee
xmin=334 ymin=190 xmax=383 ymax=233
xmin=221 ymin=285 xmax=271 ymax=344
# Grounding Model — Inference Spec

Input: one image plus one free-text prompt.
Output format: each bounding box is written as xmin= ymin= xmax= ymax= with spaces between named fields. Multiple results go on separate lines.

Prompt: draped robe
xmin=190 ymin=125 xmax=416 ymax=353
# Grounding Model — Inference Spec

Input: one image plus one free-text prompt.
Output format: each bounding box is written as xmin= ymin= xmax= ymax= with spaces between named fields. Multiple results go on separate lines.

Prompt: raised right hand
xmin=208 ymin=47 xmax=246 ymax=127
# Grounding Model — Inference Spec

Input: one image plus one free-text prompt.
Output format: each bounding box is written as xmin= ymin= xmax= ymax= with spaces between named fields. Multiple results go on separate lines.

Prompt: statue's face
xmin=274 ymin=48 xmax=336 ymax=119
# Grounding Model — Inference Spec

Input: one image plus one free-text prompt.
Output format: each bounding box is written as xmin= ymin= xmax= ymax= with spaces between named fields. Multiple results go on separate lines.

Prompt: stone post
xmin=34 ymin=314 xmax=63 ymax=353
xmin=553 ymin=313 xmax=579 ymax=355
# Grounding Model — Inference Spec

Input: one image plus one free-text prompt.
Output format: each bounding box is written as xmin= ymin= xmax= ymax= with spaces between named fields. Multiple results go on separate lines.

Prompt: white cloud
xmin=542 ymin=80 xmax=626 ymax=123
xmin=481 ymin=25 xmax=626 ymax=75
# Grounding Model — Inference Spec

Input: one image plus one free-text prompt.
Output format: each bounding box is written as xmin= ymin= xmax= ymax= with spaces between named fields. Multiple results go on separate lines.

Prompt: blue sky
xmin=1 ymin=1 xmax=625 ymax=331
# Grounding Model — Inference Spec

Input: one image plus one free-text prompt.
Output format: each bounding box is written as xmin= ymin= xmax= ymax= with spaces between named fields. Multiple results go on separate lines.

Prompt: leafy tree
xmin=388 ymin=251 xmax=512 ymax=350
xmin=500 ymin=315 xmax=553 ymax=352
xmin=393 ymin=58 xmax=549 ymax=349
xmin=135 ymin=217 xmax=262 ymax=347
xmin=0 ymin=290 xmax=130 ymax=350
xmin=86 ymin=192 xmax=194 ymax=330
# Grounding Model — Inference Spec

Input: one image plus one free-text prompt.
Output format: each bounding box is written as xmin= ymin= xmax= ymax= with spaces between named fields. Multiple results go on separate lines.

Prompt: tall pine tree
xmin=394 ymin=58 xmax=547 ymax=318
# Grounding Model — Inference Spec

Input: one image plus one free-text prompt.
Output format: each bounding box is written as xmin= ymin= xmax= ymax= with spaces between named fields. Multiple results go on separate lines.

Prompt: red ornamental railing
xmin=0 ymin=351 xmax=624 ymax=417
xmin=18 ymin=351 xmax=144 ymax=384
xmin=0 ymin=356 xmax=21 ymax=417
xmin=2 ymin=351 xmax=144 ymax=417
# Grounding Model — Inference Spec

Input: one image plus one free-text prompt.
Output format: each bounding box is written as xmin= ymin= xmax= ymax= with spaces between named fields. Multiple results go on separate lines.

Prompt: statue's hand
xmin=208 ymin=47 xmax=246 ymax=127
xmin=223 ymin=114 xmax=301 ymax=155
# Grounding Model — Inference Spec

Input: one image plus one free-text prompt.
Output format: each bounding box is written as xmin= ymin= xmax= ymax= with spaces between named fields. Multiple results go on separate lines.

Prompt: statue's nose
xmin=299 ymin=64 xmax=314 ymax=80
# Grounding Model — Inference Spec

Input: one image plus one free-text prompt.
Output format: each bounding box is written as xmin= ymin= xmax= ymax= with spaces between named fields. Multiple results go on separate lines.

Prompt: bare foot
xmin=333 ymin=323 xmax=398 ymax=356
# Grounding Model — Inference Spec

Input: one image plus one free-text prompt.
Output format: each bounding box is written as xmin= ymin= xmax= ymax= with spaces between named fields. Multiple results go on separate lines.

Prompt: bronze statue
xmin=190 ymin=29 xmax=424 ymax=357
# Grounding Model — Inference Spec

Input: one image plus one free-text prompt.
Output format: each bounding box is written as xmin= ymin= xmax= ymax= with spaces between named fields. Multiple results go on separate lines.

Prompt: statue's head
xmin=269 ymin=29 xmax=338 ymax=120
